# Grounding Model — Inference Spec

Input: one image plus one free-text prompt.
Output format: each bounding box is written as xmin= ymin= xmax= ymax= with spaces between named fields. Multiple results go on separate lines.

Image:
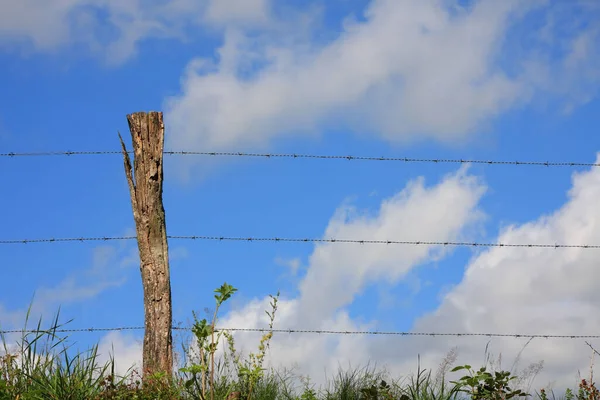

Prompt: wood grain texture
xmin=119 ymin=111 xmax=173 ymax=378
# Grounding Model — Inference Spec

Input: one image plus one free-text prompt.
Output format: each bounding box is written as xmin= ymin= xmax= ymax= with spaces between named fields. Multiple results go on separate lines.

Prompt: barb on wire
xmin=1 ymin=326 xmax=599 ymax=339
xmin=217 ymin=328 xmax=600 ymax=339
xmin=1 ymin=151 xmax=125 ymax=157
xmin=0 ymin=326 xmax=145 ymax=334
xmin=1 ymin=150 xmax=598 ymax=168
xmin=0 ymin=236 xmax=137 ymax=244
xmin=1 ymin=235 xmax=599 ymax=249
xmin=585 ymin=341 xmax=600 ymax=357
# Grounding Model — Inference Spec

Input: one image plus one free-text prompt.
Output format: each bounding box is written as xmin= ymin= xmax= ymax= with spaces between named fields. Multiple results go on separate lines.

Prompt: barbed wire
xmin=1 ymin=235 xmax=599 ymax=249
xmin=0 ymin=326 xmax=598 ymax=339
xmin=1 ymin=150 xmax=598 ymax=168
xmin=1 ymin=151 xmax=125 ymax=157
xmin=0 ymin=236 xmax=137 ymax=244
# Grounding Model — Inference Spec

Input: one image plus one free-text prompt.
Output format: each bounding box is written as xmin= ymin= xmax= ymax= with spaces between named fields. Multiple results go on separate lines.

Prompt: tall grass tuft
xmin=0 ymin=306 xmax=123 ymax=399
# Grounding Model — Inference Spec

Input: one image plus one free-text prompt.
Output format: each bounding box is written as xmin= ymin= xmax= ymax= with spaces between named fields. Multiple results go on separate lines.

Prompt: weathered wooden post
xmin=119 ymin=111 xmax=173 ymax=378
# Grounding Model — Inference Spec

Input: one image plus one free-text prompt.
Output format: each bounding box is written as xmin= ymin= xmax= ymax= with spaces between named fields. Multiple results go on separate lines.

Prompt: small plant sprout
xmin=180 ymin=282 xmax=237 ymax=400
xmin=179 ymin=284 xmax=280 ymax=400
xmin=450 ymin=364 xmax=529 ymax=400
xmin=238 ymin=291 xmax=279 ymax=400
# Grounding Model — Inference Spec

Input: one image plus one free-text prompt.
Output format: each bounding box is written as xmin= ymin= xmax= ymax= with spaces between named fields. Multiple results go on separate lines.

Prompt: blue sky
xmin=1 ymin=0 xmax=600 ymax=390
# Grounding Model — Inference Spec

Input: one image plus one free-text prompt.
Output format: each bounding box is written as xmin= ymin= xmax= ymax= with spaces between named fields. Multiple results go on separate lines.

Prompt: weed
xmin=450 ymin=364 xmax=528 ymax=400
xmin=179 ymin=283 xmax=280 ymax=400
xmin=1 ymin=287 xmax=596 ymax=400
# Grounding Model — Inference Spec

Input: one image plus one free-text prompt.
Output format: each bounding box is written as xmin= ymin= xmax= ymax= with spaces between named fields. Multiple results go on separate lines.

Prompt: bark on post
xmin=119 ymin=111 xmax=173 ymax=378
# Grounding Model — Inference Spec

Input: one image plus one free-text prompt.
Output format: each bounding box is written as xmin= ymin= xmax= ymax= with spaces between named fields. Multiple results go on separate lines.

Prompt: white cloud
xmin=518 ymin=1 xmax=600 ymax=113
xmin=204 ymin=154 xmax=600 ymax=393
xmin=0 ymin=239 xmax=186 ymax=380
xmin=0 ymin=242 xmax=142 ymax=382
xmin=210 ymin=166 xmax=486 ymax=386
xmin=0 ymin=329 xmax=139 ymax=387
xmin=402 ymin=154 xmax=600 ymax=390
xmin=71 ymin=158 xmax=600 ymax=392
xmin=4 ymin=1 xmax=597 ymax=141
xmin=204 ymin=0 xmax=270 ymax=27
xmin=97 ymin=331 xmax=143 ymax=377
xmin=274 ymin=257 xmax=301 ymax=276
xmin=164 ymin=0 xmax=600 ymax=164
xmin=0 ymin=243 xmax=136 ymax=330
xmin=0 ymin=0 xmax=273 ymax=63
xmin=294 ymin=167 xmax=485 ymax=325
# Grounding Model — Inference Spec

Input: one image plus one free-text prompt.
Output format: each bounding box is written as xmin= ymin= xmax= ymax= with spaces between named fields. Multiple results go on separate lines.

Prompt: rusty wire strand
xmin=0 ymin=326 xmax=597 ymax=339
xmin=1 ymin=150 xmax=598 ymax=168
xmin=0 ymin=235 xmax=599 ymax=248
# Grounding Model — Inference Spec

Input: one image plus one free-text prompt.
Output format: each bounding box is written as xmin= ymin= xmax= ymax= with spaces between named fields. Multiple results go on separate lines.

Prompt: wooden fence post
xmin=119 ymin=111 xmax=173 ymax=378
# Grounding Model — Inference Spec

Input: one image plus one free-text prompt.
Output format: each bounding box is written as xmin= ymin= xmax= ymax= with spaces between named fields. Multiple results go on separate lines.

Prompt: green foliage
xmin=179 ymin=282 xmax=239 ymax=400
xmin=300 ymin=387 xmax=318 ymax=400
xmin=577 ymin=379 xmax=600 ymax=400
xmin=399 ymin=360 xmax=463 ymax=400
xmin=359 ymin=379 xmax=398 ymax=400
xmin=537 ymin=380 xmax=600 ymax=400
xmin=178 ymin=283 xmax=280 ymax=400
xmin=323 ymin=364 xmax=390 ymax=400
xmin=3 ymin=288 xmax=598 ymax=400
xmin=450 ymin=364 xmax=529 ymax=400
xmin=0 ymin=307 xmax=115 ymax=399
xmin=222 ymin=291 xmax=280 ymax=400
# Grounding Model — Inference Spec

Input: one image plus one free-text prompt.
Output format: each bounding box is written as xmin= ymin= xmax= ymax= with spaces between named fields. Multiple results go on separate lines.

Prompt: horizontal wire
xmin=1 ymin=150 xmax=598 ymax=168
xmin=0 ymin=235 xmax=599 ymax=249
xmin=2 ymin=151 xmax=125 ymax=157
xmin=0 ymin=326 xmax=597 ymax=339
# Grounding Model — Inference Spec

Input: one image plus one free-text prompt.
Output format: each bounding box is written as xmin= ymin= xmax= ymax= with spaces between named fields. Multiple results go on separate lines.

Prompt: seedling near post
xmin=180 ymin=284 xmax=280 ymax=400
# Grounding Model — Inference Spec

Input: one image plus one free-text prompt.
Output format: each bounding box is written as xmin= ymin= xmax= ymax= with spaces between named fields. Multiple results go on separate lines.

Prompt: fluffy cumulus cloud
xmin=164 ymin=0 xmax=600 ymax=157
xmin=3 ymin=0 xmax=598 ymax=143
xmin=199 ymin=167 xmax=487 ymax=385
xmin=293 ymin=167 xmax=486 ymax=326
xmin=0 ymin=0 xmax=272 ymax=63
xmin=100 ymin=156 xmax=600 ymax=390
xmin=204 ymin=0 xmax=270 ymax=27
xmin=198 ymin=155 xmax=600 ymax=392
xmin=97 ymin=331 xmax=143 ymax=376
xmin=98 ymin=166 xmax=486 ymax=384
xmin=406 ymin=155 xmax=600 ymax=390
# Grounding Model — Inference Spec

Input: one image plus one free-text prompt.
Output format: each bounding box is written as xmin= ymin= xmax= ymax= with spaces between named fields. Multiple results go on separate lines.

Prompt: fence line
xmin=1 ymin=150 xmax=598 ymax=168
xmin=4 ymin=149 xmax=598 ymax=346
xmin=1 ymin=326 xmax=598 ymax=339
xmin=1 ymin=235 xmax=599 ymax=249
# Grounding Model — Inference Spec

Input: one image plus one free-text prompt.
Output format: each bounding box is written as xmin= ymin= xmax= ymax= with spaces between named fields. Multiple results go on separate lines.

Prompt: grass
xmin=0 ymin=324 xmax=597 ymax=400
xmin=2 ymin=287 xmax=599 ymax=400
